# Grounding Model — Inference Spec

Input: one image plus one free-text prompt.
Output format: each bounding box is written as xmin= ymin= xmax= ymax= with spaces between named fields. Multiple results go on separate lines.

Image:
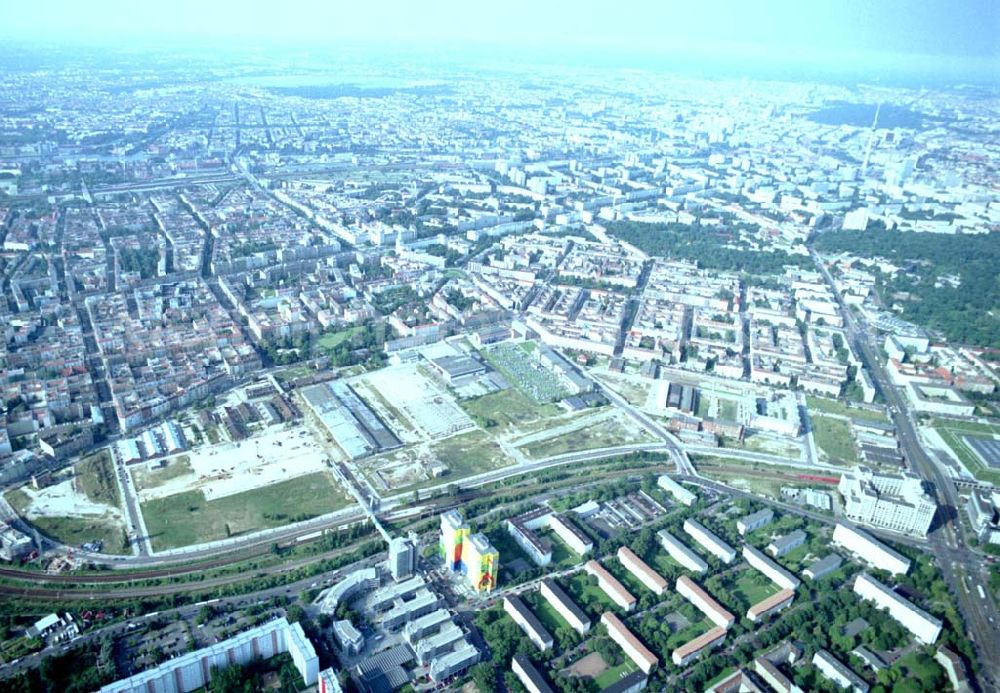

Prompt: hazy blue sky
xmin=0 ymin=0 xmax=996 ymax=67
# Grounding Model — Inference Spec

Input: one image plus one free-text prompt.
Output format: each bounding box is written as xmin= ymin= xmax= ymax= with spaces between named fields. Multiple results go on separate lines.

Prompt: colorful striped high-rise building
xmin=440 ymin=510 xmax=469 ymax=572
xmin=463 ymin=533 xmax=499 ymax=593
xmin=439 ymin=511 xmax=499 ymax=593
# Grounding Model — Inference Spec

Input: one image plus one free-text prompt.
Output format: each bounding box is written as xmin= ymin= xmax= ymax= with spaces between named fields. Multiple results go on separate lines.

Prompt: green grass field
xmin=5 ymin=488 xmax=30 ymax=515
xmin=519 ymin=414 xmax=654 ymax=460
xmin=539 ymin=529 xmax=585 ymax=567
xmin=593 ymin=660 xmax=639 ymax=689
xmin=131 ymin=456 xmax=194 ymax=491
xmin=76 ymin=450 xmax=121 ymax=508
xmin=807 ymin=395 xmax=889 ymax=423
xmin=811 ymin=414 xmax=859 ymax=465
xmin=729 ymin=570 xmax=780 ymax=611
xmin=524 ymin=590 xmax=574 ymax=633
xmin=315 ymin=326 xmax=366 ymax=351
xmin=30 ymin=515 xmax=129 ymax=555
xmin=565 ymin=571 xmax=618 ymax=617
xmin=930 ymin=419 xmax=1000 ymax=485
xmin=432 ymin=429 xmax=509 ymax=474
xmin=141 ymin=472 xmax=352 ymax=550
xmin=460 ymin=387 xmax=562 ymax=431
xmin=665 ymin=616 xmax=714 ymax=650
xmin=650 ymin=552 xmax=685 ymax=579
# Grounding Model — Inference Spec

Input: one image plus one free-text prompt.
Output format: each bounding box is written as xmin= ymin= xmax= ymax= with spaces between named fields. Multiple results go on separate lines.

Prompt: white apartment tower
xmin=838 ymin=466 xmax=936 ymax=537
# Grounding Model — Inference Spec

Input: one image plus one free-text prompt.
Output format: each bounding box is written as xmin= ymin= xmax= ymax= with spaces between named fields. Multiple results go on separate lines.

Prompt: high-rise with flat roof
xmin=440 ymin=510 xmax=469 ymax=572
xmin=464 ymin=532 xmax=499 ymax=593
xmin=838 ymin=466 xmax=936 ymax=536
xmin=388 ymin=536 xmax=417 ymax=581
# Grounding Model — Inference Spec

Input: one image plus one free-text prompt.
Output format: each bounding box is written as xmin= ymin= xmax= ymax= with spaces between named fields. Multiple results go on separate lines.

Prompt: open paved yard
xmin=131 ymin=422 xmax=331 ymax=503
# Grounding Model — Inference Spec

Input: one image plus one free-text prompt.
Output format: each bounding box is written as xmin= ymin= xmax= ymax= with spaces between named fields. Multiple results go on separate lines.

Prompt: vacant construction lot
xmin=140 ymin=471 xmax=352 ymax=551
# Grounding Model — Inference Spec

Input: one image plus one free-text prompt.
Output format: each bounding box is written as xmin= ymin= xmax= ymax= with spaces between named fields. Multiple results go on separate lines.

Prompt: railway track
xmin=0 ymin=459 xmax=666 ymax=598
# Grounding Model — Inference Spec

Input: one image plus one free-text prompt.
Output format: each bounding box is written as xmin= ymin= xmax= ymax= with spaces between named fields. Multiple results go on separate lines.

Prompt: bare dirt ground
xmin=565 ymin=651 xmax=607 ymax=678
xmin=131 ymin=422 xmax=330 ymax=502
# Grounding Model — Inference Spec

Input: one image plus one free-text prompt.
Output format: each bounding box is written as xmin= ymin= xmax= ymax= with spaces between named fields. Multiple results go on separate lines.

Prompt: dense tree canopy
xmin=606 ymin=220 xmax=812 ymax=274
xmin=813 ymin=229 xmax=1000 ymax=347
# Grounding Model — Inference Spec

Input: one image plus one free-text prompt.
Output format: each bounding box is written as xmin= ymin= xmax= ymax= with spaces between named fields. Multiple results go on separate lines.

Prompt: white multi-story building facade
xmin=832 ymin=523 xmax=911 ymax=576
xmin=503 ymin=595 xmax=554 ymax=651
xmin=540 ymin=579 xmax=591 ymax=634
xmin=677 ymin=575 xmax=735 ymax=629
xmin=743 ymin=545 xmax=801 ymax=591
xmin=658 ymin=474 xmax=696 ymax=506
xmin=658 ymin=529 xmax=708 ymax=573
xmin=683 ymin=519 xmax=736 ymax=564
xmin=101 ymin=618 xmax=318 ymax=692
xmin=838 ymin=466 xmax=936 ymax=536
xmin=853 ymin=573 xmax=942 ymax=644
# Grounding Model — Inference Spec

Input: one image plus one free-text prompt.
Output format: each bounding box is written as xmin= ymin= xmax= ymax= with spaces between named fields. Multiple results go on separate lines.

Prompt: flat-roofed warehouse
xmin=301 ymin=381 xmax=401 ymax=459
xmin=427 ymin=353 xmax=487 ymax=384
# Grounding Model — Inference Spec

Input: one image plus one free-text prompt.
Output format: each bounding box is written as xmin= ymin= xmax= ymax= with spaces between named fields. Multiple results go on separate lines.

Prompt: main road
xmin=812 ymin=249 xmax=1000 ymax=687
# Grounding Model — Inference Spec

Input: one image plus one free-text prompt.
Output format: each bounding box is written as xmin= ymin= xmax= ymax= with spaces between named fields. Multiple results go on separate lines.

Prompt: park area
xmin=140 ymin=471 xmax=352 ymax=551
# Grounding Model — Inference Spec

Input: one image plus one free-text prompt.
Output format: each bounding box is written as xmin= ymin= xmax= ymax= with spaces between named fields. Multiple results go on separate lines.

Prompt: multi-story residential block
xmin=617 ymin=547 xmax=668 ymax=595
xmin=601 ymin=612 xmax=658 ymax=674
xmin=812 ymin=650 xmax=869 ymax=693
xmin=658 ymin=474 xmax=696 ymax=506
xmin=512 ymin=654 xmax=555 ymax=693
xmin=100 ymin=618 xmax=318 ymax=692
xmin=676 ymin=575 xmax=735 ymax=630
xmin=540 ymin=579 xmax=591 ymax=634
xmin=832 ymin=523 xmax=911 ymax=575
xmin=737 ymin=509 xmax=774 ymax=536
xmin=853 ymin=573 xmax=942 ymax=644
xmin=672 ymin=626 xmax=727 ymax=666
xmin=503 ymin=596 xmax=553 ymax=651
xmin=766 ymin=529 xmax=806 ymax=558
xmin=584 ymin=560 xmax=637 ymax=611
xmin=743 ymin=545 xmax=801 ymax=591
xmin=683 ymin=519 xmax=736 ymax=564
xmin=657 ymin=530 xmax=708 ymax=573
xmin=838 ymin=467 xmax=936 ymax=536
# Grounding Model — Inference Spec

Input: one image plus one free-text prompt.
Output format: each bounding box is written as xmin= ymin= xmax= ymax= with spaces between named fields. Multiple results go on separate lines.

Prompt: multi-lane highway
xmin=813 ymin=250 xmax=1000 ymax=687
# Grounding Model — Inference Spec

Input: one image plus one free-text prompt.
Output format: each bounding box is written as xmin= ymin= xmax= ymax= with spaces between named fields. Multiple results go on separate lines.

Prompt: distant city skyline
xmin=0 ymin=0 xmax=997 ymax=73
